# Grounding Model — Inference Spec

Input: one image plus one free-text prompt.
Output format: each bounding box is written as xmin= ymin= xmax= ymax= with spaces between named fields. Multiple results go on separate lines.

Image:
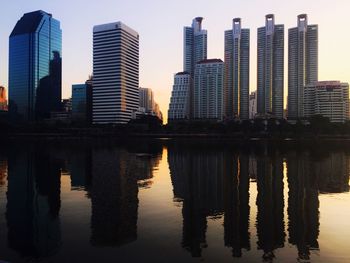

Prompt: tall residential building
xmin=304 ymin=81 xmax=349 ymax=123
xmin=168 ymin=72 xmax=191 ymax=121
xmin=168 ymin=17 xmax=207 ymax=122
xmin=9 ymin=10 xmax=62 ymax=121
xmin=288 ymin=14 xmax=318 ymax=120
xmin=194 ymin=59 xmax=224 ymax=120
xmin=257 ymin=14 xmax=284 ymax=119
xmin=184 ymin=17 xmax=208 ymax=75
xmin=92 ymin=22 xmax=139 ymax=124
xmin=249 ymin=91 xmax=257 ymax=119
xmin=0 ymin=86 xmax=7 ymax=111
xmin=224 ymin=18 xmax=250 ymax=120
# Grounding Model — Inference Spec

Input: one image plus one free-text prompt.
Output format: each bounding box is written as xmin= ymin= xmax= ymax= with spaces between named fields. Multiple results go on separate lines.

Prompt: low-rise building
xmin=304 ymin=81 xmax=349 ymax=123
xmin=168 ymin=72 xmax=191 ymax=122
xmin=249 ymin=91 xmax=257 ymax=119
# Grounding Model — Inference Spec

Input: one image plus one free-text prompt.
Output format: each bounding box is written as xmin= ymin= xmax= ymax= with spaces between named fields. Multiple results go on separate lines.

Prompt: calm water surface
xmin=0 ymin=140 xmax=349 ymax=263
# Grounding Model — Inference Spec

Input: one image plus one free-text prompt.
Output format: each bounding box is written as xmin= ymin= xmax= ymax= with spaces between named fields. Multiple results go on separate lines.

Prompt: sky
xmin=1 ymin=0 xmax=350 ymax=122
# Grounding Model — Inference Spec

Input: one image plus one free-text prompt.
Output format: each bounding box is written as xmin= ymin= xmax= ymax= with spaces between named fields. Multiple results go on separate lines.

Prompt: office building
xmin=139 ymin=87 xmax=154 ymax=113
xmin=72 ymin=84 xmax=87 ymax=119
xmin=137 ymin=87 xmax=162 ymax=121
xmin=224 ymin=18 xmax=250 ymax=119
xmin=257 ymin=14 xmax=284 ymax=119
xmin=168 ymin=72 xmax=191 ymax=121
xmin=92 ymin=22 xmax=139 ymax=124
xmin=288 ymin=14 xmax=318 ymax=120
xmin=0 ymin=86 xmax=7 ymax=111
xmin=249 ymin=91 xmax=257 ymax=119
xmin=193 ymin=59 xmax=224 ymax=120
xmin=72 ymin=80 xmax=92 ymax=122
xmin=9 ymin=10 xmax=62 ymax=121
xmin=304 ymin=81 xmax=349 ymax=123
xmin=184 ymin=17 xmax=208 ymax=76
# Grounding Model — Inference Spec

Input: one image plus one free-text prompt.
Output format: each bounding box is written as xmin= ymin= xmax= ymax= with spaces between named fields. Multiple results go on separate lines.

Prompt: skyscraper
xmin=92 ymin=22 xmax=139 ymax=124
xmin=184 ymin=17 xmax=208 ymax=76
xmin=224 ymin=18 xmax=250 ymax=120
xmin=288 ymin=14 xmax=318 ymax=120
xmin=9 ymin=10 xmax=62 ymax=121
xmin=168 ymin=17 xmax=208 ymax=122
xmin=168 ymin=72 xmax=191 ymax=121
xmin=193 ymin=59 xmax=224 ymax=120
xmin=257 ymin=14 xmax=284 ymax=119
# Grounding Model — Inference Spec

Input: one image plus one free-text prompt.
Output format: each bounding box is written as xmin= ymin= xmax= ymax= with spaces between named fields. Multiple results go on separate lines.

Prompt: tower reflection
xmin=89 ymin=142 xmax=162 ymax=247
xmin=255 ymin=147 xmax=285 ymax=262
xmin=6 ymin=147 xmax=62 ymax=259
xmin=168 ymin=142 xmax=251 ymax=258
xmin=287 ymin=151 xmax=319 ymax=261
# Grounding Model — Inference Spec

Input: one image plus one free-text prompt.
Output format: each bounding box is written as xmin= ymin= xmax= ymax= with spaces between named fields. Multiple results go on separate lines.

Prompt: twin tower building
xmin=168 ymin=14 xmax=318 ymax=122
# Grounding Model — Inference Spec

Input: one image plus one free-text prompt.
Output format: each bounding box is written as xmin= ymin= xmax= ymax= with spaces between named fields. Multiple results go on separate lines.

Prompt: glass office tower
xmin=9 ymin=10 xmax=62 ymax=121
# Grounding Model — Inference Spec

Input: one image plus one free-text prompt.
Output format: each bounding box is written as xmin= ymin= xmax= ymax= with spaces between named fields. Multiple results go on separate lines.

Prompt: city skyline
xmin=0 ymin=0 xmax=349 ymax=122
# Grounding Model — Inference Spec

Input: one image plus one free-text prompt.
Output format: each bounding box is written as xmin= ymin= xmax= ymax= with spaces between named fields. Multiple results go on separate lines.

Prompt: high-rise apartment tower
xmin=224 ymin=18 xmax=250 ymax=120
xmin=288 ymin=14 xmax=318 ymax=120
xmin=257 ymin=14 xmax=284 ymax=119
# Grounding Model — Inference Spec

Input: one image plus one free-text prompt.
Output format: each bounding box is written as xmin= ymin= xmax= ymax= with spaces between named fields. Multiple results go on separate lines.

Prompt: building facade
xmin=138 ymin=87 xmax=162 ymax=121
xmin=72 ymin=81 xmax=92 ymax=122
xmin=184 ymin=17 xmax=208 ymax=76
xmin=304 ymin=81 xmax=349 ymax=123
xmin=288 ymin=14 xmax=318 ymax=120
xmin=92 ymin=22 xmax=139 ymax=124
xmin=139 ymin=87 xmax=154 ymax=113
xmin=168 ymin=72 xmax=191 ymax=121
xmin=257 ymin=14 xmax=284 ymax=119
xmin=224 ymin=18 xmax=250 ymax=120
xmin=249 ymin=91 xmax=257 ymax=119
xmin=0 ymin=86 xmax=7 ymax=111
xmin=193 ymin=59 xmax=224 ymax=121
xmin=9 ymin=10 xmax=62 ymax=121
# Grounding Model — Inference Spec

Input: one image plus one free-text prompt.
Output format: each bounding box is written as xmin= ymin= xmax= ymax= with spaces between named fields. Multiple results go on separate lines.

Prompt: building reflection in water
xmin=89 ymin=143 xmax=162 ymax=247
xmin=0 ymin=156 xmax=7 ymax=186
xmin=168 ymin=143 xmax=250 ymax=258
xmin=255 ymin=148 xmax=285 ymax=262
xmin=287 ymin=151 xmax=320 ymax=262
xmin=168 ymin=142 xmax=350 ymax=261
xmin=6 ymin=147 xmax=62 ymax=259
xmin=223 ymin=153 xmax=250 ymax=257
xmin=2 ymin=142 xmax=350 ymax=262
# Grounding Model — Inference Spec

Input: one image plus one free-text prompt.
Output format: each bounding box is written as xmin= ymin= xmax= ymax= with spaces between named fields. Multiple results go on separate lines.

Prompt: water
xmin=0 ymin=139 xmax=349 ymax=263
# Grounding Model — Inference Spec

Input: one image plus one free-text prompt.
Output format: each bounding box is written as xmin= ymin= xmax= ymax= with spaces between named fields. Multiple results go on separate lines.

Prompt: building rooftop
xmin=10 ymin=10 xmax=51 ymax=37
xmin=175 ymin=71 xmax=190 ymax=76
xmin=197 ymin=59 xmax=223 ymax=64
xmin=93 ymin=22 xmax=138 ymax=38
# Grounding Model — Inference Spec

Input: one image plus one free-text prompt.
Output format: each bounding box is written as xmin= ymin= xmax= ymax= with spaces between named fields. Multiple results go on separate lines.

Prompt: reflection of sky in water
xmin=0 ymin=142 xmax=349 ymax=263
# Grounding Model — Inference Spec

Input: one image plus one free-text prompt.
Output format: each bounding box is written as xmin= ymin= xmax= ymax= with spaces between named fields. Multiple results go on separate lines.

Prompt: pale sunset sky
xmin=0 ymin=0 xmax=349 ymax=122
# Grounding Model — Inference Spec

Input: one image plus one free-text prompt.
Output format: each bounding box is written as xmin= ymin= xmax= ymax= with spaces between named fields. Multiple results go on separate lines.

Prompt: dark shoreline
xmin=4 ymin=132 xmax=350 ymax=141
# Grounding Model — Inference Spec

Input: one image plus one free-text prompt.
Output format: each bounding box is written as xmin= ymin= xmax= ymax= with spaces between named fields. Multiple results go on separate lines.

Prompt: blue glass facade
xmin=72 ymin=84 xmax=87 ymax=119
xmin=9 ymin=10 xmax=62 ymax=121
